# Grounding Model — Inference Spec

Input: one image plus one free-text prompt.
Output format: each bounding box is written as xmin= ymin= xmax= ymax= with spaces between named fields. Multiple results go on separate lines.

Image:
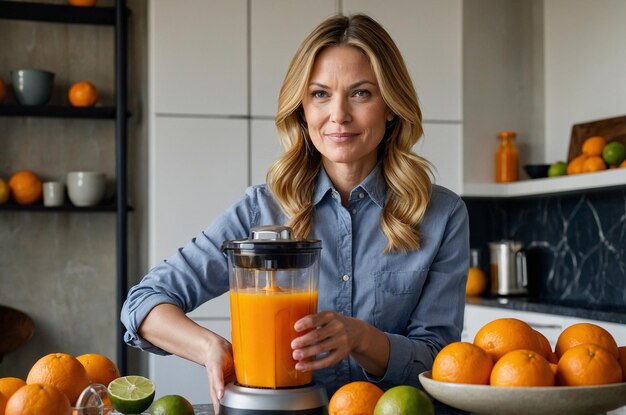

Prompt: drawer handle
xmin=527 ymin=323 xmax=562 ymax=330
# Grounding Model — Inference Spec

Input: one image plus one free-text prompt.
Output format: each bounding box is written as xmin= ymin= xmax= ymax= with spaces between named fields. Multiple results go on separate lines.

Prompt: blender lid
xmin=221 ymin=225 xmax=321 ymax=269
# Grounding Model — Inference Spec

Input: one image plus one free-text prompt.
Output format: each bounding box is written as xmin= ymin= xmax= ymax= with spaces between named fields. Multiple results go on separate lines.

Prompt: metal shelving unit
xmin=0 ymin=0 xmax=130 ymax=375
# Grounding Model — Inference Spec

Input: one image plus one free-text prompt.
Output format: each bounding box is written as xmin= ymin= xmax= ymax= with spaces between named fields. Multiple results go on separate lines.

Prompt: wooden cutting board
xmin=567 ymin=115 xmax=626 ymax=161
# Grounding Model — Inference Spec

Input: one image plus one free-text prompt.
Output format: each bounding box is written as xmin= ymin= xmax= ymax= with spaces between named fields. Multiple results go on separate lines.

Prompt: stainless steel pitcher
xmin=488 ymin=240 xmax=528 ymax=296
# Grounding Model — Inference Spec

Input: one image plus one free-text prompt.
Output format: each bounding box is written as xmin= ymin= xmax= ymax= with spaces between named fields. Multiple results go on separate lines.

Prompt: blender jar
xmin=222 ymin=225 xmax=321 ymax=389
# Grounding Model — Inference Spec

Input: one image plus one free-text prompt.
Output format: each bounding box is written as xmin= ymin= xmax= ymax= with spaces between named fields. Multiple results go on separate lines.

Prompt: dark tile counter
xmin=467 ymin=296 xmax=626 ymax=325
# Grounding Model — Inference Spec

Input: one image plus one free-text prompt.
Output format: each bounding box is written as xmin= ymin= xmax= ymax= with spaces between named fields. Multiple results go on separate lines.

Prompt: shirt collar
xmin=312 ymin=162 xmax=387 ymax=208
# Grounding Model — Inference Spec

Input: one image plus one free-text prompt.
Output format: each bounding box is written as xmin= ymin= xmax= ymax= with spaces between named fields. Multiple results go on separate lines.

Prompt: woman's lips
xmin=326 ymin=132 xmax=358 ymax=143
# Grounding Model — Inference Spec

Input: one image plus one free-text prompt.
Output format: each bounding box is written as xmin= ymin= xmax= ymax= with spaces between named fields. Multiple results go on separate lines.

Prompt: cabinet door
xmin=250 ymin=119 xmax=283 ymax=185
xmin=151 ymin=0 xmax=247 ymax=116
xmin=148 ymin=319 xmax=231 ymax=404
xmin=413 ymin=123 xmax=462 ymax=195
xmin=250 ymin=0 xmax=337 ymax=117
xmin=151 ymin=117 xmax=248 ymax=264
xmin=343 ymin=0 xmax=462 ymax=122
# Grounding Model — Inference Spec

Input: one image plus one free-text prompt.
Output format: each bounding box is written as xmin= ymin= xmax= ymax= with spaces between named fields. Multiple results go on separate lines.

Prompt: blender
xmin=220 ymin=225 xmax=328 ymax=415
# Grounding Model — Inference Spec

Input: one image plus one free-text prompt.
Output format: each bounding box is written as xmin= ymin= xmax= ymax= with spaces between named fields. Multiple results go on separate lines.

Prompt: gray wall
xmin=0 ymin=0 xmax=148 ymax=378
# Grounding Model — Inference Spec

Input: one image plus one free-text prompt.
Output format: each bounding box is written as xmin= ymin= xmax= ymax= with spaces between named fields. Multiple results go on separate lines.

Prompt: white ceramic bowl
xmin=67 ymin=171 xmax=106 ymax=207
xmin=419 ymin=371 xmax=626 ymax=415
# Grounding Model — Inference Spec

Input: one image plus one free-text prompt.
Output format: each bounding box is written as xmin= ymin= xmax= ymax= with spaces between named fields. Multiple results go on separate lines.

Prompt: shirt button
xmin=351 ymin=208 xmax=357 ymax=215
xmin=359 ymin=192 xmax=365 ymax=199
xmin=342 ymin=274 xmax=350 ymax=282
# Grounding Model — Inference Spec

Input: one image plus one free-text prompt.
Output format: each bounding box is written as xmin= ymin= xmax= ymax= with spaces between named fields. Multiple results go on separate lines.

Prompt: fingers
xmin=207 ymin=365 xmax=225 ymax=412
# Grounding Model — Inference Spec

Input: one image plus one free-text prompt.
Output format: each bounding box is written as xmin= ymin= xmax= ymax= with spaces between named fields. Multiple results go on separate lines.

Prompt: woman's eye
xmin=311 ymin=90 xmax=328 ymax=98
xmin=352 ymin=89 xmax=371 ymax=98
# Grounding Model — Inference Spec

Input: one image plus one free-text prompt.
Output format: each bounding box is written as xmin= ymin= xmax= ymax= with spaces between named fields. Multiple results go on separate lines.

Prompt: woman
xmin=122 ymin=13 xmax=469 ymax=409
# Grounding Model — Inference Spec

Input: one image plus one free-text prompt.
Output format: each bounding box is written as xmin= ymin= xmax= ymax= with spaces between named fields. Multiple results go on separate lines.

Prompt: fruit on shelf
xmin=548 ymin=161 xmax=567 ymax=177
xmin=0 ymin=77 xmax=6 ymax=103
xmin=68 ymin=81 xmax=98 ymax=107
xmin=602 ymin=141 xmax=626 ymax=166
xmin=8 ymin=170 xmax=43 ymax=205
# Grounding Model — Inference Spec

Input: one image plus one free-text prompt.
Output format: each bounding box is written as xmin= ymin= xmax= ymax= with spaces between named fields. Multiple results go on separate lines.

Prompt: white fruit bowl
xmin=419 ymin=371 xmax=626 ymax=415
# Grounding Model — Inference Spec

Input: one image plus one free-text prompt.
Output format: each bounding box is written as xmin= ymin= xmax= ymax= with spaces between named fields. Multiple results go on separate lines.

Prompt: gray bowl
xmin=11 ymin=69 xmax=55 ymax=106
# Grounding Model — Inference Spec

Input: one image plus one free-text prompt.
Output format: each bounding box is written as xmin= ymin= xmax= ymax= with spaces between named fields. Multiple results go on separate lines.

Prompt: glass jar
xmin=495 ymin=131 xmax=519 ymax=182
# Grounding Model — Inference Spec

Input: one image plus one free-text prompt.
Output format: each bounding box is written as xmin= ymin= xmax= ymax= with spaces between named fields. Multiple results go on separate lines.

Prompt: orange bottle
xmin=495 ymin=131 xmax=519 ymax=182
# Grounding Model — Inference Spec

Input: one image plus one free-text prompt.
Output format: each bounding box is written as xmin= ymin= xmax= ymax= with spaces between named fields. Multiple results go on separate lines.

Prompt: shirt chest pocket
xmin=372 ymin=270 xmax=429 ymax=332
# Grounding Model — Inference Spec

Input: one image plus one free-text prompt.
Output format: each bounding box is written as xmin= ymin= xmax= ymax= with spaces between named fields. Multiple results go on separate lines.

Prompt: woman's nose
xmin=329 ymin=97 xmax=351 ymax=124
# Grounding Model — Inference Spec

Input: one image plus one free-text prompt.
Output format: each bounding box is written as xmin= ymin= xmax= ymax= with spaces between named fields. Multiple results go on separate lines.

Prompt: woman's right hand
xmin=205 ymin=336 xmax=235 ymax=414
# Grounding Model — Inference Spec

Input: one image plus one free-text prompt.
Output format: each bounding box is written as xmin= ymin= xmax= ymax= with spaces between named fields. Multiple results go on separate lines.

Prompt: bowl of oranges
xmin=420 ymin=319 xmax=626 ymax=415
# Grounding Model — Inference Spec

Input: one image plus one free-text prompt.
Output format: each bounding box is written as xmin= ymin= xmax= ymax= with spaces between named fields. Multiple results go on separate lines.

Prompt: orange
xmin=581 ymin=136 xmax=607 ymax=156
xmin=534 ymin=330 xmax=552 ymax=359
xmin=5 ymin=383 xmax=71 ymax=415
xmin=555 ymin=322 xmax=619 ymax=359
xmin=8 ymin=170 xmax=43 ymax=205
xmin=0 ymin=391 xmax=6 ymax=415
xmin=76 ymin=353 xmax=120 ymax=387
xmin=26 ymin=352 xmax=91 ymax=406
xmin=0 ymin=179 xmax=9 ymax=205
xmin=466 ymin=267 xmax=486 ymax=297
xmin=68 ymin=0 xmax=97 ymax=6
xmin=473 ymin=318 xmax=543 ymax=362
xmin=618 ymin=346 xmax=626 ymax=382
xmin=581 ymin=156 xmax=607 ymax=173
xmin=490 ymin=349 xmax=555 ymax=387
xmin=328 ymin=381 xmax=384 ymax=415
xmin=556 ymin=343 xmax=622 ymax=386
xmin=0 ymin=77 xmax=6 ymax=103
xmin=0 ymin=378 xmax=26 ymax=401
xmin=432 ymin=341 xmax=493 ymax=385
xmin=566 ymin=154 xmax=589 ymax=175
xmin=68 ymin=81 xmax=98 ymax=107
xmin=620 ymin=160 xmax=626 ymax=168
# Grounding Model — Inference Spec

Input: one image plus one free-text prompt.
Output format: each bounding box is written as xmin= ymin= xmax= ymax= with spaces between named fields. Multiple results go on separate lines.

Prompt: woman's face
xmin=302 ymin=45 xmax=392 ymax=173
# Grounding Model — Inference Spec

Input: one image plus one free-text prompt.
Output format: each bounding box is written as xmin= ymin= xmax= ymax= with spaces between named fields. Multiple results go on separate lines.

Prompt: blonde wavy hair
xmin=267 ymin=14 xmax=433 ymax=253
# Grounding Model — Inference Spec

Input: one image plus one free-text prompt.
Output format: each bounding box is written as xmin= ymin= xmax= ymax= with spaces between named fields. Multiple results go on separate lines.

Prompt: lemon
xmin=374 ymin=385 xmax=434 ymax=415
xmin=602 ymin=141 xmax=626 ymax=166
xmin=150 ymin=394 xmax=194 ymax=415
xmin=107 ymin=375 xmax=155 ymax=415
xmin=0 ymin=178 xmax=9 ymax=204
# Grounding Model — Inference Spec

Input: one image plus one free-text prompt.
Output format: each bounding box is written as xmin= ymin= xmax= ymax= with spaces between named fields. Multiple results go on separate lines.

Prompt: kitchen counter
xmin=467 ymin=296 xmax=626 ymax=325
xmin=167 ymin=401 xmax=469 ymax=414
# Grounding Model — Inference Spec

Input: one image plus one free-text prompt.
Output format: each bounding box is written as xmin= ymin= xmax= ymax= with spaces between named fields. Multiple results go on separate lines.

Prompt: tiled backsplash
xmin=464 ymin=188 xmax=626 ymax=308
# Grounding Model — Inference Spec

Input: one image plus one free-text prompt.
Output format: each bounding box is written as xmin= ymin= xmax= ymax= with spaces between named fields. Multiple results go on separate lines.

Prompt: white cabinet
xmin=151 ymin=0 xmax=247 ymax=116
xmin=250 ymin=0 xmax=337 ymax=117
xmin=250 ymin=119 xmax=283 ymax=186
xmin=343 ymin=0 xmax=462 ymax=122
xmin=413 ymin=123 xmax=462 ymax=195
xmin=151 ymin=117 xmax=248 ymax=262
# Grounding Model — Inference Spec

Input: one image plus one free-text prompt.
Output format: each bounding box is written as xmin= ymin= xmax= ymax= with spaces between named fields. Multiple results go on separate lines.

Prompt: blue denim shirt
xmin=121 ymin=164 xmax=469 ymax=396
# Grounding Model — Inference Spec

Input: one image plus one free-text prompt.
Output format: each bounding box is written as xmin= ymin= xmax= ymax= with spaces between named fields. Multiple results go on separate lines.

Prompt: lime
xmin=602 ymin=141 xmax=626 ymax=166
xmin=107 ymin=375 xmax=155 ymax=414
xmin=547 ymin=161 xmax=567 ymax=177
xmin=374 ymin=385 xmax=434 ymax=415
xmin=150 ymin=395 xmax=194 ymax=415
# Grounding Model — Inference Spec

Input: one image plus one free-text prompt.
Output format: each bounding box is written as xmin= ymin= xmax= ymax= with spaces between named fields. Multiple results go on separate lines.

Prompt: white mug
xmin=67 ymin=171 xmax=106 ymax=207
xmin=43 ymin=181 xmax=65 ymax=207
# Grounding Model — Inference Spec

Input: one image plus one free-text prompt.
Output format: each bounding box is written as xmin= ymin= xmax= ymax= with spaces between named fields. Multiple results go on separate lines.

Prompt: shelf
xmin=0 ymin=1 xmax=116 ymax=25
xmin=0 ymin=202 xmax=133 ymax=212
xmin=462 ymin=168 xmax=626 ymax=198
xmin=0 ymin=104 xmax=116 ymax=119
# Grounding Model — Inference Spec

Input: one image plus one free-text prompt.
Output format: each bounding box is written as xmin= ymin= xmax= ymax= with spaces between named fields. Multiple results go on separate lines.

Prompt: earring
xmin=387 ymin=113 xmax=394 ymax=121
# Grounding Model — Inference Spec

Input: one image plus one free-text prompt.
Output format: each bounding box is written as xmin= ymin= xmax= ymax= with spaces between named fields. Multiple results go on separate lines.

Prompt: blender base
xmin=219 ymin=382 xmax=328 ymax=415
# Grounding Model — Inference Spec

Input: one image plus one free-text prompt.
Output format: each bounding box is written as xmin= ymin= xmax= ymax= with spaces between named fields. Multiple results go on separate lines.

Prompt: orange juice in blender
xmin=222 ymin=225 xmax=322 ymax=390
xmin=230 ymin=286 xmax=318 ymax=388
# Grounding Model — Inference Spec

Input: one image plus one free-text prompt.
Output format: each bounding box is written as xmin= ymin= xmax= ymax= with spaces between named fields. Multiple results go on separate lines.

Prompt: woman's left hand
xmin=290 ymin=311 xmax=361 ymax=371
